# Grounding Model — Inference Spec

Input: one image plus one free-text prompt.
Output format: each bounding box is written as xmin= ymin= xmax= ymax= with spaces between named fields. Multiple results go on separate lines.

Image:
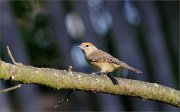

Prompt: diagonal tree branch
xmin=0 ymin=60 xmax=179 ymax=107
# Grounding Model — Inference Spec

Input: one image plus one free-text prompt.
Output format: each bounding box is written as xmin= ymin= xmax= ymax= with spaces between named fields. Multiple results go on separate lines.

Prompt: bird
xmin=78 ymin=42 xmax=142 ymax=74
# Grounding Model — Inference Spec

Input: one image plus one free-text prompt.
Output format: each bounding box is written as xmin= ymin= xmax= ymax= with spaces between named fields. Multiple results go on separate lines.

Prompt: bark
xmin=0 ymin=60 xmax=179 ymax=107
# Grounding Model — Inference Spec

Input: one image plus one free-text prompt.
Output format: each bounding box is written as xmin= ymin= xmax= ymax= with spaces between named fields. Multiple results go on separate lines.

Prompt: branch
xmin=0 ymin=60 xmax=179 ymax=107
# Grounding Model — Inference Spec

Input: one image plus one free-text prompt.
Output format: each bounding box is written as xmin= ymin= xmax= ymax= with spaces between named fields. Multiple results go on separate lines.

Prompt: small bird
xmin=78 ymin=42 xmax=142 ymax=74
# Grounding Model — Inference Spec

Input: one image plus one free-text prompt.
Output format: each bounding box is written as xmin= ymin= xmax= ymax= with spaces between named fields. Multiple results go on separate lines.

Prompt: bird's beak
xmin=78 ymin=45 xmax=82 ymax=49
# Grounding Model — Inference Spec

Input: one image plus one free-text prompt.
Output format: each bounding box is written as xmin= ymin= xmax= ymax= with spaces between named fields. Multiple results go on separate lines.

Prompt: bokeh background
xmin=0 ymin=0 xmax=179 ymax=111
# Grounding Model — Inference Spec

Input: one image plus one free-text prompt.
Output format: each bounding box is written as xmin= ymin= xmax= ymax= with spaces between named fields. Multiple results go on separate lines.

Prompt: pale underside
xmin=90 ymin=61 xmax=121 ymax=72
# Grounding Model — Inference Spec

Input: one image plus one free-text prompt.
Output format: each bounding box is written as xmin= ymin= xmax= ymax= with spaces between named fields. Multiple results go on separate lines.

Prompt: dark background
xmin=0 ymin=0 xmax=179 ymax=111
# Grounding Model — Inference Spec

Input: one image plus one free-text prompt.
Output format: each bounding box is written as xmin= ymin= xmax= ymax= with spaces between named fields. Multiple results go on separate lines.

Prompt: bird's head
xmin=78 ymin=42 xmax=97 ymax=55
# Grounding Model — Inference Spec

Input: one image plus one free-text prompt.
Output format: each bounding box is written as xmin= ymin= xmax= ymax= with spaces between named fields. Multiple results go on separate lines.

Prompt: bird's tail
xmin=120 ymin=63 xmax=142 ymax=74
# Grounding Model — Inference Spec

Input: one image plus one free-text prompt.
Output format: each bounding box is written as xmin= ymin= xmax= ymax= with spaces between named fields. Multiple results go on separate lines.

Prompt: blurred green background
xmin=0 ymin=0 xmax=179 ymax=111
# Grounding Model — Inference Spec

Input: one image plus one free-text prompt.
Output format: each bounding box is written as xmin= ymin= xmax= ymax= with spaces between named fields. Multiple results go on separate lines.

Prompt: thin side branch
xmin=54 ymin=90 xmax=72 ymax=108
xmin=0 ymin=46 xmax=23 ymax=93
xmin=0 ymin=84 xmax=22 ymax=93
xmin=0 ymin=61 xmax=179 ymax=107
xmin=7 ymin=46 xmax=16 ymax=64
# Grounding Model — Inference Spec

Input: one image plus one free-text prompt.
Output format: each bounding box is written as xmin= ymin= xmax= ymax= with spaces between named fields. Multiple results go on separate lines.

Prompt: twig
xmin=54 ymin=90 xmax=72 ymax=108
xmin=1 ymin=46 xmax=23 ymax=93
xmin=7 ymin=46 xmax=16 ymax=64
xmin=67 ymin=65 xmax=72 ymax=73
xmin=0 ymin=84 xmax=22 ymax=93
xmin=54 ymin=65 xmax=73 ymax=108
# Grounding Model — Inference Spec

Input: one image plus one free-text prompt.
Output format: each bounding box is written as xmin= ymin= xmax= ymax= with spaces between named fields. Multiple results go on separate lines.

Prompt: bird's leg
xmin=107 ymin=73 xmax=119 ymax=85
xmin=91 ymin=72 xmax=118 ymax=85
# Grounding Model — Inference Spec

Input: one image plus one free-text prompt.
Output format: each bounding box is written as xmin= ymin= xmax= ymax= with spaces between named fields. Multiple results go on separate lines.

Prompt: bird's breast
xmin=89 ymin=61 xmax=119 ymax=72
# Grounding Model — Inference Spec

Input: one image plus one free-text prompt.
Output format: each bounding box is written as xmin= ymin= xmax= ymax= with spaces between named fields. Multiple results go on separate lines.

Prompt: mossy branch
xmin=0 ymin=60 xmax=179 ymax=107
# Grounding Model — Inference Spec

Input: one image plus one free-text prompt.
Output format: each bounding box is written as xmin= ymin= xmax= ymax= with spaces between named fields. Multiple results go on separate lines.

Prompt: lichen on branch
xmin=0 ymin=60 xmax=180 ymax=107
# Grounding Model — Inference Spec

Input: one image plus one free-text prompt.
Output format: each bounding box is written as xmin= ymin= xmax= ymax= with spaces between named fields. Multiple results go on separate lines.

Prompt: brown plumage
xmin=79 ymin=42 xmax=142 ymax=74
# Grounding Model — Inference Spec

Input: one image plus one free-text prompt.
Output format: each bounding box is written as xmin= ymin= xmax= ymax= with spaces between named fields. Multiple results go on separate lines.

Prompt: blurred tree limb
xmin=0 ymin=60 xmax=179 ymax=107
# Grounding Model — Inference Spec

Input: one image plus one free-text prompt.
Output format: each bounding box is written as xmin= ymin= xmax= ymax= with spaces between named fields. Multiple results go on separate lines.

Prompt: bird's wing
xmin=87 ymin=50 xmax=142 ymax=74
xmin=87 ymin=50 xmax=122 ymax=65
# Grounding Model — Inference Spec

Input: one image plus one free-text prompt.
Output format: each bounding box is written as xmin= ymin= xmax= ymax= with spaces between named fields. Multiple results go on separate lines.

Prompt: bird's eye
xmin=86 ymin=45 xmax=89 ymax=47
